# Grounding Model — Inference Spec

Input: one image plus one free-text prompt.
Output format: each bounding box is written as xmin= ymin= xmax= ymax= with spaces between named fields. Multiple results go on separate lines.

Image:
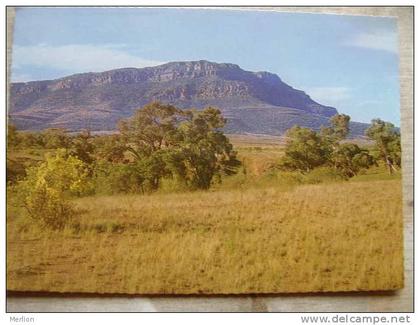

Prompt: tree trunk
xmin=386 ymin=157 xmax=394 ymax=175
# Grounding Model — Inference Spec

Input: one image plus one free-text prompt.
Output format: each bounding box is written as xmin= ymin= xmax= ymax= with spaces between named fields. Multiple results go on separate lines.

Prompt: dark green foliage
xmin=279 ymin=126 xmax=331 ymax=173
xmin=94 ymin=154 xmax=173 ymax=194
xmin=330 ymin=143 xmax=376 ymax=179
xmin=133 ymin=152 xmax=169 ymax=191
xmin=167 ymin=107 xmax=241 ymax=189
xmin=117 ymin=102 xmax=182 ymax=191
xmin=20 ymin=132 xmax=43 ymax=148
xmin=118 ymin=102 xmax=240 ymax=191
xmin=321 ymin=114 xmax=350 ymax=144
xmin=7 ymin=127 xmax=46 ymax=149
xmin=365 ymin=119 xmax=401 ymax=174
xmin=94 ymin=161 xmax=146 ymax=194
xmin=42 ymin=128 xmax=71 ymax=149
xmin=279 ymin=114 xmax=387 ymax=179
xmin=69 ymin=130 xmax=95 ymax=166
xmin=93 ymin=135 xmax=127 ymax=163
xmin=118 ymin=102 xmax=183 ymax=155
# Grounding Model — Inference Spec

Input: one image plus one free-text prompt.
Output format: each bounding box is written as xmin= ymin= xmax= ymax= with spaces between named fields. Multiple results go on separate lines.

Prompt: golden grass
xmin=228 ymin=134 xmax=286 ymax=148
xmin=7 ymin=179 xmax=403 ymax=294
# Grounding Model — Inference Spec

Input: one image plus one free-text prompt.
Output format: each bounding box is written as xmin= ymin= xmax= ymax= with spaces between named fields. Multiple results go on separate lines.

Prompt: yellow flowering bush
xmin=21 ymin=149 xmax=93 ymax=229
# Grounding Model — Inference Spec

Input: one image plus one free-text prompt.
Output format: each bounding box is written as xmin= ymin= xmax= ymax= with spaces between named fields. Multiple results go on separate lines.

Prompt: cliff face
xmin=9 ymin=60 xmax=364 ymax=135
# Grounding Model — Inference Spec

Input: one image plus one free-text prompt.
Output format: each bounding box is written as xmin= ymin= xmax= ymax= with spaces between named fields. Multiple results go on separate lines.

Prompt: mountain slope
xmin=9 ymin=60 xmax=367 ymax=136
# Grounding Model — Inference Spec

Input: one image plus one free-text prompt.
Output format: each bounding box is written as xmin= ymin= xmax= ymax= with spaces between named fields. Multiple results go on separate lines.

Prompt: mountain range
xmin=9 ymin=60 xmax=368 ymax=136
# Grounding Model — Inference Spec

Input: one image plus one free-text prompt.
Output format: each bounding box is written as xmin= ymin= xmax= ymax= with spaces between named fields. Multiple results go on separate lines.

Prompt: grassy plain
xmin=6 ymin=136 xmax=404 ymax=294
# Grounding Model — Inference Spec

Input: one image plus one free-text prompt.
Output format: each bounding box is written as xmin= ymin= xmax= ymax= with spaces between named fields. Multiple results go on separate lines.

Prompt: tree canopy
xmin=365 ymin=119 xmax=401 ymax=174
xmin=279 ymin=114 xmax=377 ymax=179
xmin=279 ymin=126 xmax=330 ymax=172
xmin=118 ymin=102 xmax=240 ymax=190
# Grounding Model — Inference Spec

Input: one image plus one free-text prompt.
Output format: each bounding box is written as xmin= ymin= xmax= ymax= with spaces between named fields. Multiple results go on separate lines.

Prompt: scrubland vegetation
xmin=7 ymin=102 xmax=403 ymax=294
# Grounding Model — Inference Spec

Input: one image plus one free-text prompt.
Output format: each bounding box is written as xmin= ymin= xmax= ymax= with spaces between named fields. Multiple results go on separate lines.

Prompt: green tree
xmin=118 ymin=102 xmax=182 ymax=191
xmin=279 ymin=126 xmax=331 ymax=173
xmin=118 ymin=102 xmax=240 ymax=191
xmin=365 ymin=119 xmax=401 ymax=174
xmin=321 ymin=114 xmax=350 ymax=146
xmin=118 ymin=102 xmax=182 ymax=156
xmin=20 ymin=132 xmax=42 ymax=148
xmin=168 ymin=107 xmax=241 ymax=189
xmin=331 ymin=143 xmax=376 ymax=179
xmin=94 ymin=135 xmax=127 ymax=163
xmin=94 ymin=161 xmax=148 ymax=194
xmin=42 ymin=128 xmax=71 ymax=149
xmin=69 ymin=130 xmax=95 ymax=166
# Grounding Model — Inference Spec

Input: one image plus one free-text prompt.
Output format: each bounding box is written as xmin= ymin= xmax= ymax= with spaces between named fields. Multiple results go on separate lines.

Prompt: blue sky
xmin=11 ymin=8 xmax=400 ymax=125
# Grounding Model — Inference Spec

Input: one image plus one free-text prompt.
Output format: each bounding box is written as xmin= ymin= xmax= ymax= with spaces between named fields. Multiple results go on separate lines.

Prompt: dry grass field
xmin=7 ymin=174 xmax=403 ymax=294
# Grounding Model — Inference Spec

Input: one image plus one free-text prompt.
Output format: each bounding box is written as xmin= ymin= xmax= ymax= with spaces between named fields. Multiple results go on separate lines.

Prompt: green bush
xmin=94 ymin=161 xmax=147 ymax=194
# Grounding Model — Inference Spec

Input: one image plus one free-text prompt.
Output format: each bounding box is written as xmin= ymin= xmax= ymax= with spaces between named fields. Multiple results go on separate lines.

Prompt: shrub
xmin=331 ymin=143 xmax=376 ymax=179
xmin=25 ymin=185 xmax=75 ymax=230
xmin=279 ymin=126 xmax=331 ymax=173
xmin=6 ymin=159 xmax=27 ymax=184
xmin=20 ymin=149 xmax=92 ymax=229
xmin=94 ymin=161 xmax=150 ymax=194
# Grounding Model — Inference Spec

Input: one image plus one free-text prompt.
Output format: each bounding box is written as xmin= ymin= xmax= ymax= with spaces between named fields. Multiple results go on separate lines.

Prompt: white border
xmin=0 ymin=1 xmax=416 ymax=323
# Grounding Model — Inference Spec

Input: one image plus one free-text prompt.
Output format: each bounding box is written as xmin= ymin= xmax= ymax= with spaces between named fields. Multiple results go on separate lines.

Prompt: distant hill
xmin=9 ymin=60 xmax=369 ymax=136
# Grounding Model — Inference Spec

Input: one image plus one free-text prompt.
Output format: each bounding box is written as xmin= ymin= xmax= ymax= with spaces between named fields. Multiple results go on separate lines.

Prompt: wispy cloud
xmin=11 ymin=43 xmax=163 ymax=80
xmin=306 ymin=87 xmax=351 ymax=107
xmin=344 ymin=30 xmax=398 ymax=54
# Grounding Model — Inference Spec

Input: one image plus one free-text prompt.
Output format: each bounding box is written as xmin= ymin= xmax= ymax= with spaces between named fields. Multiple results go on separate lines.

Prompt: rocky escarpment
xmin=9 ymin=60 xmax=366 ymax=136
